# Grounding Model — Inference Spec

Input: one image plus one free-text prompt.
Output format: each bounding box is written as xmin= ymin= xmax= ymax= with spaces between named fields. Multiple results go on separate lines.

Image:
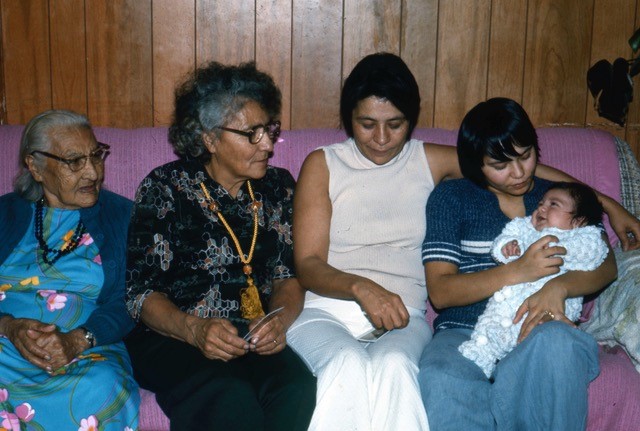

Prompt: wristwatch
xmin=80 ymin=327 xmax=96 ymax=348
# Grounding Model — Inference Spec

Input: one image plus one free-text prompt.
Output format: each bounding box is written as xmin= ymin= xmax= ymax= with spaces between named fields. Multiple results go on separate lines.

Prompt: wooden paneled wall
xmin=1 ymin=0 xmax=639 ymax=159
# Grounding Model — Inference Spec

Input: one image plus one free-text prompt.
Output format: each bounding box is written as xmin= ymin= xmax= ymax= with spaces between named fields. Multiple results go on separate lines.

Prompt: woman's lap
xmin=125 ymin=328 xmax=315 ymax=430
xmin=419 ymin=322 xmax=599 ymax=431
xmin=287 ymin=307 xmax=431 ymax=372
xmin=287 ymin=307 xmax=432 ymax=431
xmin=367 ymin=308 xmax=432 ymax=364
xmin=0 ymin=339 xmax=139 ymax=430
xmin=287 ymin=308 xmax=368 ymax=372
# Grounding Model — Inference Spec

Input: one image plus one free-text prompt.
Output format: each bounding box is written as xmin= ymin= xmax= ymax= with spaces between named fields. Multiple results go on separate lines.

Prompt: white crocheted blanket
xmin=459 ymin=217 xmax=608 ymax=377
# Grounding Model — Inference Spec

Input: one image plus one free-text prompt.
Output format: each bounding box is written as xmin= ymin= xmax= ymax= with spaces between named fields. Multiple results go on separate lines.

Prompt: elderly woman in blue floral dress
xmin=0 ymin=110 xmax=139 ymax=430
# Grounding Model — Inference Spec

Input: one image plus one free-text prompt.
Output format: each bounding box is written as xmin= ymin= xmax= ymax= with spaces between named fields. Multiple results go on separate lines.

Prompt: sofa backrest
xmin=0 ymin=125 xmax=621 ymax=244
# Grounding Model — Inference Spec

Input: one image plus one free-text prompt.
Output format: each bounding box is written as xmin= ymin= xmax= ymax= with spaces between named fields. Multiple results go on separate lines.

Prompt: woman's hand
xmin=510 ymin=235 xmax=565 ymax=284
xmin=32 ymin=328 xmax=88 ymax=370
xmin=1 ymin=317 xmax=58 ymax=371
xmin=246 ymin=313 xmax=286 ymax=355
xmin=353 ymin=279 xmax=409 ymax=330
xmin=186 ymin=315 xmax=249 ymax=362
xmin=514 ymin=282 xmax=574 ymax=343
xmin=511 ymin=236 xmax=572 ymax=342
xmin=603 ymin=197 xmax=640 ymax=251
xmin=516 ymin=231 xmax=616 ymax=342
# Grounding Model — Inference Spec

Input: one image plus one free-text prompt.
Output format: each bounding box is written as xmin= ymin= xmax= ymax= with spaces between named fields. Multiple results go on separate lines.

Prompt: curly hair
xmin=169 ymin=61 xmax=282 ymax=162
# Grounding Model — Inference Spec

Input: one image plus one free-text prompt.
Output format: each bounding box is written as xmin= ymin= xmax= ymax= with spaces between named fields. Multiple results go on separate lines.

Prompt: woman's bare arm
xmin=424 ymin=143 xmax=462 ymax=184
xmin=426 ymin=235 xmax=566 ymax=309
xmin=293 ymin=149 xmax=408 ymax=329
xmin=269 ymin=278 xmax=305 ymax=331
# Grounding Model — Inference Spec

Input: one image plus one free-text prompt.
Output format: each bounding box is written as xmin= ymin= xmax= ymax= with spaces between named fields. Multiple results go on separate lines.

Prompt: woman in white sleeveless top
xmin=286 ymin=53 xmax=461 ymax=431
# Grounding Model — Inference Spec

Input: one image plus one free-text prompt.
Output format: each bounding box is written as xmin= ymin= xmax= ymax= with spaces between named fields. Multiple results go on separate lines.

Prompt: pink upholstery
xmin=0 ymin=125 xmax=637 ymax=430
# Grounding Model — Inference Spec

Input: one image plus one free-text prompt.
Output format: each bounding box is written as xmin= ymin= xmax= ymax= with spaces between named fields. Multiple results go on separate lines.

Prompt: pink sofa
xmin=1 ymin=125 xmax=639 ymax=430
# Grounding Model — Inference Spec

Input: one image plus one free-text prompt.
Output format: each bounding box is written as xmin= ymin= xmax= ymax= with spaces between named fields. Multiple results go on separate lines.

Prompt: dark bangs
xmin=485 ymin=136 xmax=539 ymax=163
xmin=457 ymin=97 xmax=540 ymax=188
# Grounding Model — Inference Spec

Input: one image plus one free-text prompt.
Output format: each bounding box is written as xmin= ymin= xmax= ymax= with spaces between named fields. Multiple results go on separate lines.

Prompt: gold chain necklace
xmin=200 ymin=180 xmax=265 ymax=320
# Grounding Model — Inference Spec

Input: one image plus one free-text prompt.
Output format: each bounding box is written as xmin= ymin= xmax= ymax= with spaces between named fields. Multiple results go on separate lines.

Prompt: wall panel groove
xmin=0 ymin=0 xmax=637 ymax=157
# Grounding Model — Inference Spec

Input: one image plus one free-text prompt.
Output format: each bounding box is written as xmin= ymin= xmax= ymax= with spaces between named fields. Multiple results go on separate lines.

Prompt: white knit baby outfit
xmin=458 ymin=216 xmax=608 ymax=378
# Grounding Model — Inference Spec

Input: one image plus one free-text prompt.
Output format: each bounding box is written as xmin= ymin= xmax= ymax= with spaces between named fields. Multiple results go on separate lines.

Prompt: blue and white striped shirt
xmin=422 ymin=177 xmax=553 ymax=331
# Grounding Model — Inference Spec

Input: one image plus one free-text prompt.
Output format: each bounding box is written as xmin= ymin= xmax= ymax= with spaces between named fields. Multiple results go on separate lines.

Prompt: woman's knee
xmin=518 ymin=321 xmax=599 ymax=374
xmin=166 ymin=378 xmax=263 ymax=430
xmin=419 ymin=343 xmax=488 ymax=394
xmin=418 ymin=351 xmax=452 ymax=394
xmin=372 ymin=349 xmax=417 ymax=380
xmin=318 ymin=343 xmax=371 ymax=377
xmin=267 ymin=369 xmax=316 ymax=414
xmin=528 ymin=322 xmax=597 ymax=356
xmin=268 ymin=356 xmax=316 ymax=400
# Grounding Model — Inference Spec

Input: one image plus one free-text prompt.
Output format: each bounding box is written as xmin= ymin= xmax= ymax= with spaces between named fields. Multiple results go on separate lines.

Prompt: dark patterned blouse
xmin=126 ymin=159 xmax=295 ymax=328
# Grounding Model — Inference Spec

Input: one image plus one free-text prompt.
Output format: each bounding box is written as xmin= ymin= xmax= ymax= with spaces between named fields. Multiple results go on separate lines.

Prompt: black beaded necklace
xmin=34 ymin=199 xmax=86 ymax=265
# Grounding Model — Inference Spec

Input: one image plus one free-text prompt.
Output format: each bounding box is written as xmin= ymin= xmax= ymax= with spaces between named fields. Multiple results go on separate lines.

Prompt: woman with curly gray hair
xmin=124 ymin=61 xmax=316 ymax=430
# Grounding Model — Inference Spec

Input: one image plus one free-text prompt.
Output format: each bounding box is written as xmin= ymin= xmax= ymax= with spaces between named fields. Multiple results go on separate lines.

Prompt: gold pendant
xmin=240 ymin=276 xmax=265 ymax=320
xmin=200 ymin=181 xmax=264 ymax=320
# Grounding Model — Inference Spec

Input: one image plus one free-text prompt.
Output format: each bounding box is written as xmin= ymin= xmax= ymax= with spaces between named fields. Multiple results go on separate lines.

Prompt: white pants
xmin=287 ymin=306 xmax=432 ymax=431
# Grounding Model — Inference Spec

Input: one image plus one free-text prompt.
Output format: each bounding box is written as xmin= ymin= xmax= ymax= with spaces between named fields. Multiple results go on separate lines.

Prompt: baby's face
xmin=531 ymin=189 xmax=578 ymax=230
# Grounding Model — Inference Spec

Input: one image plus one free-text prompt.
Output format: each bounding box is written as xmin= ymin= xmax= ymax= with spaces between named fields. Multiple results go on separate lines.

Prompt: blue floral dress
xmin=0 ymin=205 xmax=138 ymax=431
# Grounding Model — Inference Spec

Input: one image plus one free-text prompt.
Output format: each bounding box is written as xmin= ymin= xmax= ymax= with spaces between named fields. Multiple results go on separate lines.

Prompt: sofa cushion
xmin=139 ymin=388 xmax=170 ymax=430
xmin=587 ymin=345 xmax=640 ymax=430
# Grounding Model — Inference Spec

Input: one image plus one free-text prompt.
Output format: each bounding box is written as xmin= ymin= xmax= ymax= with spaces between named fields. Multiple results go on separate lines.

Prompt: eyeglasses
xmin=216 ymin=120 xmax=281 ymax=145
xmin=31 ymin=143 xmax=111 ymax=172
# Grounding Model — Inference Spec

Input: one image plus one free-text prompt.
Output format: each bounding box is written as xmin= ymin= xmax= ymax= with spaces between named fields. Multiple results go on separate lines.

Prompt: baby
xmin=459 ymin=182 xmax=609 ymax=378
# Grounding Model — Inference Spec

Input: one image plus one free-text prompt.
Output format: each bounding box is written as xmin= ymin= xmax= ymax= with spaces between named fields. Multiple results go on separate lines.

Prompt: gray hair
xmin=169 ymin=61 xmax=281 ymax=162
xmin=14 ymin=110 xmax=92 ymax=201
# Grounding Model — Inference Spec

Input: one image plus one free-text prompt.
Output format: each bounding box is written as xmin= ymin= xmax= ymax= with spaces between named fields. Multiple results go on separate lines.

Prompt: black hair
xmin=547 ymin=182 xmax=603 ymax=226
xmin=169 ymin=61 xmax=281 ymax=162
xmin=340 ymin=52 xmax=420 ymax=138
xmin=457 ymin=97 xmax=540 ymax=188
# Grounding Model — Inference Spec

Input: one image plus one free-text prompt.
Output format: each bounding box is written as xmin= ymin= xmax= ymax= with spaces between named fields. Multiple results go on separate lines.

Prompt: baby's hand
xmin=502 ymin=240 xmax=521 ymax=258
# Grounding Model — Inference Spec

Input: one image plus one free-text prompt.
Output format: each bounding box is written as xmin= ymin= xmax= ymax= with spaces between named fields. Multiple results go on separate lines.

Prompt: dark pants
xmin=125 ymin=329 xmax=316 ymax=431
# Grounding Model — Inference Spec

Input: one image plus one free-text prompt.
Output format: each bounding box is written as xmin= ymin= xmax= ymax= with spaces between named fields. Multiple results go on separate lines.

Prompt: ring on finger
xmin=543 ymin=310 xmax=555 ymax=320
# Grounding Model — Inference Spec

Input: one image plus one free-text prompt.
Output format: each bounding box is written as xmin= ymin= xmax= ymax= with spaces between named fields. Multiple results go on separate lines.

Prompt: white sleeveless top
xmin=304 ymin=138 xmax=435 ymax=333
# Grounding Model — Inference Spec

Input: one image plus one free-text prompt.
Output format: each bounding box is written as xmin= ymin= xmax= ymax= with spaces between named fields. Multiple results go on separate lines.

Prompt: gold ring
xmin=544 ymin=310 xmax=555 ymax=320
